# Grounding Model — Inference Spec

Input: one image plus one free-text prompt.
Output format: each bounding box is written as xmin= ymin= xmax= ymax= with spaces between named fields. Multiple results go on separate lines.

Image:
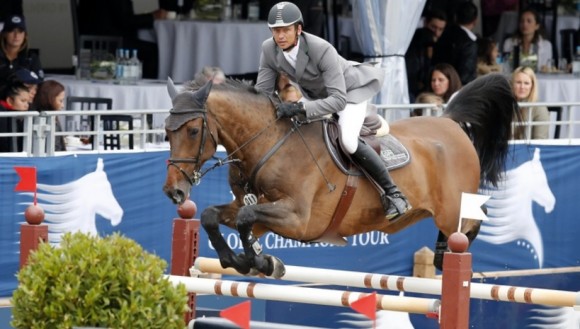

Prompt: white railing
xmin=2 ymin=101 xmax=580 ymax=156
xmin=0 ymin=109 xmax=168 ymax=157
xmin=376 ymin=101 xmax=580 ymax=144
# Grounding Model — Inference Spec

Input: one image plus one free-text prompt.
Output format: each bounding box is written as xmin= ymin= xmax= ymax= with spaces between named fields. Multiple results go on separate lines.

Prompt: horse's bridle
xmin=166 ymin=109 xmax=219 ymax=186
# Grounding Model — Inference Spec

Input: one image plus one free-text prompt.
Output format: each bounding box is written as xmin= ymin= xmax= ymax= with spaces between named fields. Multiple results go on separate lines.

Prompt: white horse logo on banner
xmin=23 ymin=158 xmax=123 ymax=244
xmin=478 ymin=148 xmax=555 ymax=268
xmin=528 ymin=306 xmax=580 ymax=328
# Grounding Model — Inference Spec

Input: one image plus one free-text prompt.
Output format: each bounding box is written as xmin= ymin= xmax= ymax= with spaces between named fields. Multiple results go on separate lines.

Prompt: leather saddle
xmin=323 ymin=113 xmax=411 ymax=174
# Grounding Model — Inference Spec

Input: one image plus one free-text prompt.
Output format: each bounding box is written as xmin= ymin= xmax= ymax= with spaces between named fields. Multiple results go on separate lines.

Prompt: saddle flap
xmin=323 ymin=119 xmax=411 ymax=175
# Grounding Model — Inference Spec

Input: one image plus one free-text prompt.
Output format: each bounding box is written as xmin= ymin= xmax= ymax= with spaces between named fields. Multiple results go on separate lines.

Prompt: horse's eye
xmin=188 ymin=127 xmax=200 ymax=138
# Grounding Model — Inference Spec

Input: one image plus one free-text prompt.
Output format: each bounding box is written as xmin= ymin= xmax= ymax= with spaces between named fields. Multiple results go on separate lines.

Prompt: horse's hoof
xmin=268 ymin=255 xmax=286 ymax=279
xmin=247 ymin=268 xmax=261 ymax=277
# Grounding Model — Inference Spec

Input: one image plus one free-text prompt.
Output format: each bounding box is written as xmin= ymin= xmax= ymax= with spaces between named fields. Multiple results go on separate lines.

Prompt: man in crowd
xmin=432 ymin=1 xmax=479 ymax=85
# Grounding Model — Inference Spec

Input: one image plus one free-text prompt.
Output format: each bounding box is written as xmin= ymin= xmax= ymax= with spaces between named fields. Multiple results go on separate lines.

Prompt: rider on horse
xmin=255 ymin=2 xmax=411 ymax=220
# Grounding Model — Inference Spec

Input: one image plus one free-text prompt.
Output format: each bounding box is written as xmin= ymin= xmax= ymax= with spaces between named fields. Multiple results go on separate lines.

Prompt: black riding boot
xmin=351 ymin=140 xmax=411 ymax=219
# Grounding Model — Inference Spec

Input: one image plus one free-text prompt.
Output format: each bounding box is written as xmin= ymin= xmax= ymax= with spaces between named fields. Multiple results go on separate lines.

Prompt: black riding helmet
xmin=267 ymin=2 xmax=304 ymax=28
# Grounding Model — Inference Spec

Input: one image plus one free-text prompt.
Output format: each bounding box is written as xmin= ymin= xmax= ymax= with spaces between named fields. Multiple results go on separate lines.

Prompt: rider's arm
xmin=255 ymin=40 xmax=278 ymax=95
xmin=302 ymin=44 xmax=347 ymax=119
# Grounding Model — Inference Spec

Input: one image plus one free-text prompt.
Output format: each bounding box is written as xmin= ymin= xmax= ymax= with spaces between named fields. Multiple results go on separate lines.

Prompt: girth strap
xmin=311 ymin=169 xmax=359 ymax=246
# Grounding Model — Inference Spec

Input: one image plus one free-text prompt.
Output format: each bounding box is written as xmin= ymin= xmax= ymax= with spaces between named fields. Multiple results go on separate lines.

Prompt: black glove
xmin=276 ymin=102 xmax=306 ymax=119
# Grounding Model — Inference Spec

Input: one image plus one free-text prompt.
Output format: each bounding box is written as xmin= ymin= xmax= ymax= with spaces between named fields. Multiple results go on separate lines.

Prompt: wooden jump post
xmin=170 ymin=200 xmax=200 ymax=323
xmin=19 ymin=204 xmax=48 ymax=269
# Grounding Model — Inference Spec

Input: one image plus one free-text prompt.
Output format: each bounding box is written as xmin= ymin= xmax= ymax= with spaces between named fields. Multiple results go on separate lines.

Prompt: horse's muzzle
xmin=163 ymin=185 xmax=187 ymax=205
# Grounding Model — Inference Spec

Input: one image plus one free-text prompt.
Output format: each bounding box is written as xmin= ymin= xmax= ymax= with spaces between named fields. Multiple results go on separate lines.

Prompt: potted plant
xmin=11 ymin=232 xmax=188 ymax=329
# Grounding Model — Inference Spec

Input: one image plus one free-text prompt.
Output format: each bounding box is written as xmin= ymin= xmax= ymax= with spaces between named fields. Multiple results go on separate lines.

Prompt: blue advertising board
xmin=0 ymin=144 xmax=579 ymax=327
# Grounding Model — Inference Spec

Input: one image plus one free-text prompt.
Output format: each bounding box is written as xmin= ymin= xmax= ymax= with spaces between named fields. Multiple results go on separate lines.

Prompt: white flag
xmin=459 ymin=192 xmax=490 ymax=221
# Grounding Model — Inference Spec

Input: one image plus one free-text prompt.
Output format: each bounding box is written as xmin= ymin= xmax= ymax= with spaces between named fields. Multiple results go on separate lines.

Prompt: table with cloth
xmin=45 ymin=75 xmax=174 ymax=128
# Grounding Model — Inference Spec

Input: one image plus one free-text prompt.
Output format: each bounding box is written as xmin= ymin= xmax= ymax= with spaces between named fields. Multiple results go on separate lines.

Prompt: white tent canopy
xmin=352 ymin=0 xmax=426 ymax=121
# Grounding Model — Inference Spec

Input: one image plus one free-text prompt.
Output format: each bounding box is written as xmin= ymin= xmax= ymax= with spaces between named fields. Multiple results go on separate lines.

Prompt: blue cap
xmin=3 ymin=15 xmax=26 ymax=32
xmin=13 ymin=68 xmax=41 ymax=84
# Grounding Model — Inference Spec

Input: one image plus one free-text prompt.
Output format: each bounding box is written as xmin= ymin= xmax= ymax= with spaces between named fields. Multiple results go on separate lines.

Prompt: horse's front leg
xmin=200 ymin=203 xmax=253 ymax=274
xmin=236 ymin=202 xmax=290 ymax=278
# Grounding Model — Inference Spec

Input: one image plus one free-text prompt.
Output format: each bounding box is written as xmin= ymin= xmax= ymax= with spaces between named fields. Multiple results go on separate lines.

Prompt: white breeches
xmin=338 ymin=101 xmax=367 ymax=154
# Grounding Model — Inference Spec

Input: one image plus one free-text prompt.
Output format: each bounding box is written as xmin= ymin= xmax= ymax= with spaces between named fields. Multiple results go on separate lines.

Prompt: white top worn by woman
xmin=503 ymin=37 xmax=553 ymax=71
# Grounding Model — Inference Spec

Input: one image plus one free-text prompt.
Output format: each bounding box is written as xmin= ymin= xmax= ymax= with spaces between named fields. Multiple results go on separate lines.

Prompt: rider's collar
xmin=282 ymin=38 xmax=300 ymax=68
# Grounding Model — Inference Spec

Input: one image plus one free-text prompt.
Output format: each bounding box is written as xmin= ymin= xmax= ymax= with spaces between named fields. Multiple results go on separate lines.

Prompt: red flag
xmin=351 ymin=292 xmax=377 ymax=320
xmin=14 ymin=167 xmax=37 ymax=192
xmin=220 ymin=300 xmax=250 ymax=329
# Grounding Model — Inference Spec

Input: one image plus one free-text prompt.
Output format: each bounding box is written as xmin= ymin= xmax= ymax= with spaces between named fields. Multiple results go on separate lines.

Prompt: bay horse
xmin=162 ymin=74 xmax=519 ymax=278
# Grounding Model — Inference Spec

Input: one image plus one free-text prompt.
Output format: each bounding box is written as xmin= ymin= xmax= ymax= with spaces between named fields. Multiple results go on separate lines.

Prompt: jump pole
xmin=192 ymin=257 xmax=580 ymax=309
xmin=166 ymin=275 xmax=441 ymax=315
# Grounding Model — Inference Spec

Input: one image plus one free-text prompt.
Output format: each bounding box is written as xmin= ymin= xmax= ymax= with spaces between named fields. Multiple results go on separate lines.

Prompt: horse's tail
xmin=443 ymin=73 xmax=520 ymax=186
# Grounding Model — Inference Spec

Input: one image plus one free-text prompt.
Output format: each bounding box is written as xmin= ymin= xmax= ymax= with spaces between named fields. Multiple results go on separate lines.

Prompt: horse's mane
xmin=180 ymin=78 xmax=276 ymax=114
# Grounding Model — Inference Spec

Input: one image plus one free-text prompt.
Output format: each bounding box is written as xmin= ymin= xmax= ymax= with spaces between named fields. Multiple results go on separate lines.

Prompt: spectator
xmin=412 ymin=91 xmax=444 ymax=117
xmin=77 ymin=0 xmax=167 ymax=79
xmin=432 ymin=1 xmax=479 ymax=85
xmin=405 ymin=10 xmax=447 ymax=103
xmin=0 ymin=75 xmax=30 ymax=152
xmin=427 ymin=63 xmax=462 ymax=103
xmin=511 ymin=66 xmax=549 ymax=139
xmin=31 ymin=80 xmax=66 ymax=151
xmin=477 ymin=37 xmax=502 ymax=76
xmin=423 ymin=9 xmax=448 ymax=42
xmin=0 ymin=15 xmax=44 ymax=85
xmin=406 ymin=9 xmax=447 ymax=102
xmin=405 ymin=27 xmax=436 ymax=102
xmin=502 ymin=7 xmax=552 ymax=72
xmin=13 ymin=67 xmax=41 ymax=104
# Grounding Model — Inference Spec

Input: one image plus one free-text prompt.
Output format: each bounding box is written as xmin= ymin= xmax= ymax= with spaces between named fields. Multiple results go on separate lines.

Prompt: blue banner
xmin=1 ymin=144 xmax=579 ymax=328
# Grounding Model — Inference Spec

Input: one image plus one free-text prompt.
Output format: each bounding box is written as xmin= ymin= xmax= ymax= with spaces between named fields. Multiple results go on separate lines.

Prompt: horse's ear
xmin=167 ymin=77 xmax=178 ymax=100
xmin=194 ymin=79 xmax=213 ymax=106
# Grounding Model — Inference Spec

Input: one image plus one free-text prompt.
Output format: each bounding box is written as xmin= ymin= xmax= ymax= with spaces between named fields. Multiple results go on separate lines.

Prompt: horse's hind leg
xmin=200 ymin=205 xmax=253 ymax=274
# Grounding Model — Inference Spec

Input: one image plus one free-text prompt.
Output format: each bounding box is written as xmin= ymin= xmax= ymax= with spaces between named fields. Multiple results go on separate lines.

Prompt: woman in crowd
xmin=0 ymin=15 xmax=43 ymax=85
xmin=31 ymin=80 xmax=67 ymax=151
xmin=477 ymin=37 xmax=502 ymax=77
xmin=502 ymin=8 xmax=552 ymax=72
xmin=0 ymin=75 xmax=30 ymax=152
xmin=511 ymin=66 xmax=549 ymax=139
xmin=427 ymin=63 xmax=462 ymax=103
